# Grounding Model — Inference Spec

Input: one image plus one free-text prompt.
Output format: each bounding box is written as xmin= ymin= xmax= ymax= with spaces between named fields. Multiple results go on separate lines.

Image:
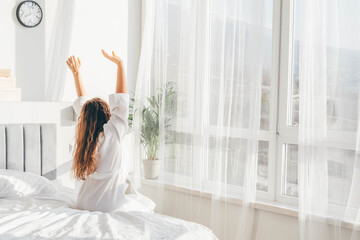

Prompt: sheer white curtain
xmin=134 ymin=0 xmax=271 ymax=239
xmin=46 ymin=0 xmax=75 ymax=101
xmin=298 ymin=0 xmax=360 ymax=239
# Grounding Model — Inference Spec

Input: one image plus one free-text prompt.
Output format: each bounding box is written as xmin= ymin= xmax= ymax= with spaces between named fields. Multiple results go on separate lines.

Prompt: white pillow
xmin=0 ymin=169 xmax=58 ymax=198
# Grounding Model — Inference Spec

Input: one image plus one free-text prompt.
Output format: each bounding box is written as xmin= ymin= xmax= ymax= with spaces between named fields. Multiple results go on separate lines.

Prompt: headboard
xmin=0 ymin=124 xmax=57 ymax=180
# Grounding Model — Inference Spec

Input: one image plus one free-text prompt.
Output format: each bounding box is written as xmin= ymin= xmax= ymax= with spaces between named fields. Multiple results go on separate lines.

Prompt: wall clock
xmin=16 ymin=1 xmax=43 ymax=28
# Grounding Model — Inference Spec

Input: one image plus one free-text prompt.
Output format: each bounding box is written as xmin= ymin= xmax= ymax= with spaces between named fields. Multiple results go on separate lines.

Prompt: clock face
xmin=16 ymin=1 xmax=43 ymax=28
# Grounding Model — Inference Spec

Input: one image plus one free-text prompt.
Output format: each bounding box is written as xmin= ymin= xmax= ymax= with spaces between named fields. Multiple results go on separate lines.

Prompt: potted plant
xmin=129 ymin=82 xmax=176 ymax=179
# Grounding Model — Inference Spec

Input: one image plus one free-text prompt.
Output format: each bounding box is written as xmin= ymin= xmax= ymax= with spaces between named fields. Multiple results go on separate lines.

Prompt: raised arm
xmin=101 ymin=49 xmax=129 ymax=141
xmin=66 ymin=56 xmax=87 ymax=97
xmin=101 ymin=49 xmax=127 ymax=93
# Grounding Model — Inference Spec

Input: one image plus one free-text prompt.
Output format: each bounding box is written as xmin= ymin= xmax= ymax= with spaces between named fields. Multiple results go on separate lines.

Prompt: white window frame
xmin=276 ymin=0 xmax=298 ymax=205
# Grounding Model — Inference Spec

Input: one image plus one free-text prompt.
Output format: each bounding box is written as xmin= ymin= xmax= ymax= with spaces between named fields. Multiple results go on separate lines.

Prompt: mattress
xmin=0 ymin=180 xmax=218 ymax=240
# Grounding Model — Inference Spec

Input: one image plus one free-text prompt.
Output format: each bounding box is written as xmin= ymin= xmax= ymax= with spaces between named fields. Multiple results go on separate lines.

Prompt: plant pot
xmin=142 ymin=159 xmax=160 ymax=179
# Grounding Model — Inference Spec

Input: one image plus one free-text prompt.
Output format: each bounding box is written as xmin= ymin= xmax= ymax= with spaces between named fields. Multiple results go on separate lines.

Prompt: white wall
xmin=62 ymin=0 xmax=129 ymax=102
xmin=0 ymin=0 xmax=46 ymax=101
xmin=0 ymin=1 xmax=15 ymax=72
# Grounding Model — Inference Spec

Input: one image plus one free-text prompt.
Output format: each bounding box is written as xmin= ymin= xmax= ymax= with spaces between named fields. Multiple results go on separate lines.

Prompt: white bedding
xmin=0 ymin=181 xmax=218 ymax=240
xmin=0 ymin=169 xmax=58 ymax=198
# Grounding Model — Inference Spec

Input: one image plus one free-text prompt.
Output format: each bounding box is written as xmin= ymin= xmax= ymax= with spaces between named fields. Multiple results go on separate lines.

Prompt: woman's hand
xmin=66 ymin=56 xmax=81 ymax=76
xmin=101 ymin=49 xmax=127 ymax=93
xmin=101 ymin=49 xmax=123 ymax=67
xmin=66 ymin=55 xmax=86 ymax=97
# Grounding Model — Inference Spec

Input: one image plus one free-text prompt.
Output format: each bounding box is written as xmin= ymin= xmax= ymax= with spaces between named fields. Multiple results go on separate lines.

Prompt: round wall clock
xmin=16 ymin=1 xmax=43 ymax=28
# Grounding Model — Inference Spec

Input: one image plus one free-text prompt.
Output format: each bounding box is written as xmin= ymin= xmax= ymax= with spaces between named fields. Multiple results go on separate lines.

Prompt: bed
xmin=0 ymin=124 xmax=218 ymax=240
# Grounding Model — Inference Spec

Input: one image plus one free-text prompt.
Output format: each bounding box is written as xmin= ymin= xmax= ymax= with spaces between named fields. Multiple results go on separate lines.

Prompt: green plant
xmin=128 ymin=94 xmax=135 ymax=128
xmin=129 ymin=82 xmax=176 ymax=160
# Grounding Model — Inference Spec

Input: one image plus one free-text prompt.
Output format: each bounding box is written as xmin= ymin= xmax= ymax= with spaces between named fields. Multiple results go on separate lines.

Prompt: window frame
xmin=276 ymin=0 xmax=298 ymax=205
xmin=140 ymin=0 xmax=281 ymax=203
xmin=140 ymin=0 xmax=358 ymax=207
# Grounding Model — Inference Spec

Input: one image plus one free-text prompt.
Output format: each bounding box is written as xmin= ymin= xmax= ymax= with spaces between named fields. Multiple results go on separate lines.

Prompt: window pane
xmin=328 ymin=148 xmax=355 ymax=206
xmin=206 ymin=139 xmax=269 ymax=192
xmin=283 ymin=143 xmax=356 ymax=206
xmin=207 ymin=1 xmax=273 ymax=131
xmin=164 ymin=132 xmax=269 ymax=192
xmin=159 ymin=0 xmax=272 ymax=197
xmin=166 ymin=2 xmax=192 ymax=120
xmin=166 ymin=1 xmax=273 ymax=131
xmin=283 ymin=144 xmax=298 ymax=197
xmin=290 ymin=0 xmax=360 ymax=130
xmin=257 ymin=141 xmax=269 ymax=191
xmin=290 ymin=0 xmax=300 ymax=127
xmin=164 ymin=131 xmax=193 ymax=176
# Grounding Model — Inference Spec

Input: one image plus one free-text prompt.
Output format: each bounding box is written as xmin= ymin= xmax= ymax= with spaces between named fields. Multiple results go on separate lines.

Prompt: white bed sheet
xmin=0 ymin=181 xmax=218 ymax=240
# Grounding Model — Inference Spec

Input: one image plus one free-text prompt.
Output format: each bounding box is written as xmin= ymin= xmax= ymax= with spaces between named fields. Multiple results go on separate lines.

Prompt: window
xmin=277 ymin=0 xmax=360 ymax=205
xmin=143 ymin=0 xmax=359 ymax=206
xmin=161 ymin=0 xmax=275 ymax=199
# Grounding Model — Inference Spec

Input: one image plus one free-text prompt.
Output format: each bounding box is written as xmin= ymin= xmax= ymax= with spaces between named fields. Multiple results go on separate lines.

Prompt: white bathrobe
xmin=73 ymin=93 xmax=155 ymax=213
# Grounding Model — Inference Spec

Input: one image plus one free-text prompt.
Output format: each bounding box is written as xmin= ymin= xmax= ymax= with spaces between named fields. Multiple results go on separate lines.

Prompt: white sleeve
xmin=73 ymin=96 xmax=91 ymax=116
xmin=103 ymin=93 xmax=129 ymax=141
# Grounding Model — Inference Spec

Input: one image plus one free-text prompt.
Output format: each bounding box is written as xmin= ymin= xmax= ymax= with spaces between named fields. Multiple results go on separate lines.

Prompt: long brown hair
xmin=72 ymin=98 xmax=110 ymax=180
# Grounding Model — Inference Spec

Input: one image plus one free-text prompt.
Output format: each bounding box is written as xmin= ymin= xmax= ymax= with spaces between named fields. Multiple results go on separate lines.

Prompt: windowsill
xmin=142 ymin=178 xmax=359 ymax=230
xmin=141 ymin=178 xmax=298 ymax=218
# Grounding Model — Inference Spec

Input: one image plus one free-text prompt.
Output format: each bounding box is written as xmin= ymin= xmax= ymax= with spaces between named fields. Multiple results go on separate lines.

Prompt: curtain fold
xmin=134 ymin=0 xmax=271 ymax=239
xmin=45 ymin=0 xmax=75 ymax=101
xmin=298 ymin=0 xmax=360 ymax=239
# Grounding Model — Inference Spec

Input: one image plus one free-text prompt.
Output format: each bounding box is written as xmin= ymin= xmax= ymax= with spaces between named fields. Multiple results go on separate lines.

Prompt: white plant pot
xmin=142 ymin=159 xmax=160 ymax=179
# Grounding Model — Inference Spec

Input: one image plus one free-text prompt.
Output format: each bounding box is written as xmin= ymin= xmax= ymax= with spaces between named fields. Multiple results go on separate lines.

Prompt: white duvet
xmin=0 ymin=181 xmax=218 ymax=240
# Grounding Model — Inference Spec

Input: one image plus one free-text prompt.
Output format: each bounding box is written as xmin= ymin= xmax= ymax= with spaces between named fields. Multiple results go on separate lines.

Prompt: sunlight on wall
xmin=0 ymin=1 xmax=15 ymax=71
xmin=62 ymin=0 xmax=128 ymax=102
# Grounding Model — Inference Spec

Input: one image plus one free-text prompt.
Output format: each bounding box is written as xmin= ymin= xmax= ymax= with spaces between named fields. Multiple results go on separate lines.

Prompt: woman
xmin=66 ymin=50 xmax=155 ymax=213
